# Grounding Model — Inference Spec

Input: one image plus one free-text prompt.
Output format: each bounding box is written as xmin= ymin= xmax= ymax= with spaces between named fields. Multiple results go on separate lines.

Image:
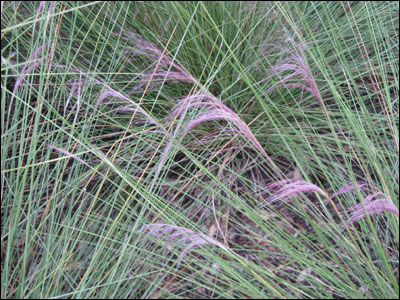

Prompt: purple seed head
xmin=331 ymin=181 xmax=370 ymax=198
xmin=268 ymin=38 xmax=323 ymax=106
xmin=11 ymin=45 xmax=49 ymax=102
xmin=164 ymin=94 xmax=283 ymax=178
xmin=347 ymin=197 xmax=399 ymax=224
xmin=264 ymin=179 xmax=328 ymax=205
xmin=139 ymin=223 xmax=227 ymax=268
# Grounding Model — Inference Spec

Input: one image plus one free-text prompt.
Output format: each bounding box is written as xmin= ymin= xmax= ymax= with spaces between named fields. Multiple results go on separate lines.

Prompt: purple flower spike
xmin=268 ymin=39 xmax=323 ymax=106
xmin=331 ymin=181 xmax=370 ymax=198
xmin=346 ymin=197 xmax=399 ymax=224
xmin=64 ymin=80 xmax=78 ymax=115
xmin=11 ymin=45 xmax=48 ymax=102
xmin=129 ymin=69 xmax=195 ymax=94
xmin=95 ymin=89 xmax=157 ymax=125
xmin=265 ymin=179 xmax=328 ymax=205
xmin=347 ymin=192 xmax=384 ymax=210
xmin=115 ymin=31 xmax=198 ymax=93
xmin=139 ymin=223 xmax=227 ymax=268
xmin=344 ymin=191 xmax=399 ymax=224
xmin=332 ymin=182 xmax=398 ymax=224
xmin=35 ymin=2 xmax=45 ymax=20
xmin=163 ymin=93 xmax=283 ymax=179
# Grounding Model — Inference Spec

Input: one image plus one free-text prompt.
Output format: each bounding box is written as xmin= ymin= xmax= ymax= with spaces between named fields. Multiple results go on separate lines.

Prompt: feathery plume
xmin=95 ymin=89 xmax=157 ymax=125
xmin=139 ymin=223 xmax=227 ymax=268
xmin=163 ymin=94 xmax=283 ymax=178
xmin=11 ymin=45 xmax=48 ymax=102
xmin=331 ymin=181 xmax=370 ymax=198
xmin=346 ymin=192 xmax=399 ymax=224
xmin=264 ymin=179 xmax=328 ymax=205
xmin=116 ymin=32 xmax=197 ymax=92
xmin=268 ymin=38 xmax=323 ymax=106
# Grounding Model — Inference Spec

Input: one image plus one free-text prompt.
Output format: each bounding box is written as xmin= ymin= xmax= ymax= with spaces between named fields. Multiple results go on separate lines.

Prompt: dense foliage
xmin=1 ymin=2 xmax=398 ymax=298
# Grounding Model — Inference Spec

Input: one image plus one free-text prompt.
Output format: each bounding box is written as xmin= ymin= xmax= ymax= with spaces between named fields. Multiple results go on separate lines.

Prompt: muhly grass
xmin=1 ymin=1 xmax=398 ymax=299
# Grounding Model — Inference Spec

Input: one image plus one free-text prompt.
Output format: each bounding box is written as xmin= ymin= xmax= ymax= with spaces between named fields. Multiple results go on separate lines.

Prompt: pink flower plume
xmin=264 ymin=179 xmax=328 ymax=205
xmin=346 ymin=193 xmax=399 ymax=224
xmin=139 ymin=223 xmax=227 ymax=268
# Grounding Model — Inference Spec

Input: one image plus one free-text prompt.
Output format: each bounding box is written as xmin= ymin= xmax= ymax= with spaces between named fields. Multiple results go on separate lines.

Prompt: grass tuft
xmin=2 ymin=2 xmax=398 ymax=298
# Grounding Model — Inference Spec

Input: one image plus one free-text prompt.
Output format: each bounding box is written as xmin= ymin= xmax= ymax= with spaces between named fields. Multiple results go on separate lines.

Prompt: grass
xmin=1 ymin=1 xmax=398 ymax=298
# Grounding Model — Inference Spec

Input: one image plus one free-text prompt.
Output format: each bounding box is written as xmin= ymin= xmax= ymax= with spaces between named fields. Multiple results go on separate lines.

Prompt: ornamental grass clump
xmin=2 ymin=2 xmax=398 ymax=299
